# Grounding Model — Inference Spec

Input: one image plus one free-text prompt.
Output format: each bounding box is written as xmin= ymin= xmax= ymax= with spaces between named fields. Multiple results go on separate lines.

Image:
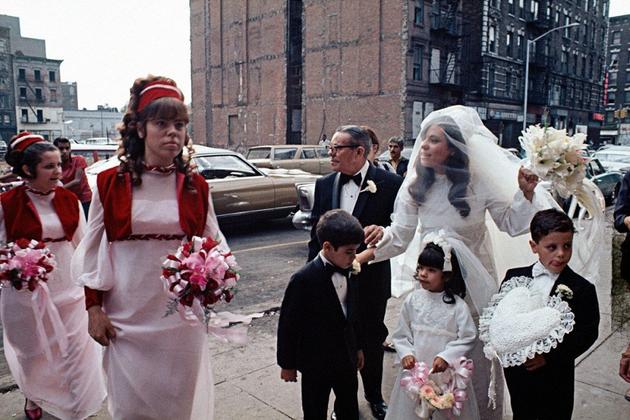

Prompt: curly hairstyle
xmin=408 ymin=120 xmax=471 ymax=217
xmin=417 ymin=242 xmax=466 ymax=305
xmin=117 ymin=75 xmax=195 ymax=188
xmin=5 ymin=136 xmax=58 ymax=179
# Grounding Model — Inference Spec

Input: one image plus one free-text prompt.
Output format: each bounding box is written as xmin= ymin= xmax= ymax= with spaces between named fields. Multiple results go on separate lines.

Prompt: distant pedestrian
xmin=72 ymin=75 xmax=228 ymax=419
xmin=53 ymin=137 xmax=92 ymax=217
xmin=319 ymin=133 xmax=330 ymax=147
xmin=278 ymin=209 xmax=365 ymax=420
xmin=362 ymin=126 xmax=395 ymax=174
xmin=1 ymin=132 xmax=105 ymax=420
xmin=386 ymin=137 xmax=409 ymax=177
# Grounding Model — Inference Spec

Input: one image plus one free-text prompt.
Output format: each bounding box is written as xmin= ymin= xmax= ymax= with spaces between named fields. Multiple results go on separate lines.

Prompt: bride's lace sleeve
xmin=485 ymin=183 xmax=551 ymax=237
xmin=373 ymin=188 xmax=419 ymax=263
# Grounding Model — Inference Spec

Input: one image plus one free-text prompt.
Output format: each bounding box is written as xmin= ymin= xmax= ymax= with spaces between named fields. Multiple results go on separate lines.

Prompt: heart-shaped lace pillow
xmin=479 ymin=276 xmax=575 ymax=367
xmin=489 ymin=287 xmax=560 ymax=354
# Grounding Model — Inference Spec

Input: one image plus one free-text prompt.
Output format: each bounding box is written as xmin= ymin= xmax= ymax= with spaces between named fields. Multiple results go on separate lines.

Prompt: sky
xmin=3 ymin=0 xmax=630 ymax=111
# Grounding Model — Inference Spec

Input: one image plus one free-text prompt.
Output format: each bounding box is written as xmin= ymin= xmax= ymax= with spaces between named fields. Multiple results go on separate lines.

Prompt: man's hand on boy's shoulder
xmin=524 ymin=354 xmax=546 ymax=371
xmin=281 ymin=368 xmax=298 ymax=382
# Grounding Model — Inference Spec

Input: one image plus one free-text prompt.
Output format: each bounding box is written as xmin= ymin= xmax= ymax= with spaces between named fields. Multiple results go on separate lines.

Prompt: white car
xmin=592 ymin=150 xmax=630 ymax=173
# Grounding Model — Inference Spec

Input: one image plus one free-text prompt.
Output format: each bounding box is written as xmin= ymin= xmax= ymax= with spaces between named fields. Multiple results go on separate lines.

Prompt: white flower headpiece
xmin=421 ymin=230 xmax=453 ymax=272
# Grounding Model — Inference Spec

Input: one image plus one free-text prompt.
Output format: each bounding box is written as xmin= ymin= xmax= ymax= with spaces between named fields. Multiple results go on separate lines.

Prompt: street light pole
xmin=522 ymin=22 xmax=580 ymax=134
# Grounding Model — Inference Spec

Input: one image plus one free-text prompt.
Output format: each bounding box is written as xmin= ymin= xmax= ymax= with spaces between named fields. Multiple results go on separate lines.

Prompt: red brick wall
xmin=302 ymin=0 xmax=405 ymax=146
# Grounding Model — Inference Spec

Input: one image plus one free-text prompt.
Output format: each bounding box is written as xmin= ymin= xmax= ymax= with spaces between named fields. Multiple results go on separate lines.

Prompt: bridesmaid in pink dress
xmin=72 ymin=76 xmax=228 ymax=419
xmin=0 ymin=132 xmax=106 ymax=419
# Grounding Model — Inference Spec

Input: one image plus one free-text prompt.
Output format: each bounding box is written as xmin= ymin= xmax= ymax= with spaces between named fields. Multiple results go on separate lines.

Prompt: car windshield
xmin=246 ymin=148 xmax=271 ymax=159
xmin=595 ymin=153 xmax=630 ymax=164
xmin=194 ymin=154 xmax=260 ymax=179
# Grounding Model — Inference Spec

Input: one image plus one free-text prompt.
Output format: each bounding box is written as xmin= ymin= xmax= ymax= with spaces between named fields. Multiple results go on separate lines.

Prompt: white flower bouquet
xmin=519 ymin=125 xmax=588 ymax=198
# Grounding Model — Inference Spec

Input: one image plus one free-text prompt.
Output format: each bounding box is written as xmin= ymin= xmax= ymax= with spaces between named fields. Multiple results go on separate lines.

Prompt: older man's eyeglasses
xmin=326 ymin=144 xmax=360 ymax=153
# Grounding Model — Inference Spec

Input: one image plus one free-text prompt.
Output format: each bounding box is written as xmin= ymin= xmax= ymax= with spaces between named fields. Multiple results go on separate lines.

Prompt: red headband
xmin=137 ymin=80 xmax=184 ymax=113
xmin=11 ymin=132 xmax=45 ymax=152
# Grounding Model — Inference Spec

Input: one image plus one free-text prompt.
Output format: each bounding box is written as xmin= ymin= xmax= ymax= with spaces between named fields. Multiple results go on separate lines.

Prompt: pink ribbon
xmin=31 ymin=282 xmax=69 ymax=362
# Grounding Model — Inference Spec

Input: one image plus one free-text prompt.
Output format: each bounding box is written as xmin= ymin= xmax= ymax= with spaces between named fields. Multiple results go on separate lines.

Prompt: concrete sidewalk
xmin=1 ymin=235 xmax=630 ymax=419
xmin=1 ymin=302 xmax=629 ymax=419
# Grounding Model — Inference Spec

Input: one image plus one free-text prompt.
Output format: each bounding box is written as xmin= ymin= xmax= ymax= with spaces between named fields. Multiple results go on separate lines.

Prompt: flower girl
xmin=386 ymin=232 xmax=479 ymax=420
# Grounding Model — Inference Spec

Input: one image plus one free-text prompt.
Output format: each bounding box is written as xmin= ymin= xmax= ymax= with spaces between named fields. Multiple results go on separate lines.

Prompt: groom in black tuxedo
xmin=307 ymin=125 xmax=402 ymax=419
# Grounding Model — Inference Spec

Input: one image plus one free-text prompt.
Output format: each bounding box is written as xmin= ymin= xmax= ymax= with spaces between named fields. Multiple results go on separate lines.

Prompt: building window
xmin=19 ymin=87 xmax=27 ymax=98
xmin=21 ymin=109 xmax=28 ymax=123
xmin=610 ymin=71 xmax=618 ymax=83
xmin=625 ymin=91 xmax=630 ymax=104
xmin=35 ymin=88 xmax=43 ymax=100
xmin=519 ymin=0 xmax=525 ymax=17
xmin=34 ymin=69 xmax=41 ymax=81
xmin=413 ymin=44 xmax=423 ymax=81
xmin=488 ymin=67 xmax=495 ymax=95
xmin=489 ymin=25 xmax=497 ymax=54
xmin=49 ymin=71 xmax=56 ymax=82
xmin=505 ymin=72 xmax=512 ymax=97
xmin=531 ymin=1 xmax=539 ymax=19
xmin=508 ymin=0 xmax=515 ymax=15
xmin=414 ymin=0 xmax=423 ymax=26
xmin=506 ymin=32 xmax=513 ymax=57
xmin=583 ymin=24 xmax=589 ymax=44
xmin=36 ymin=110 xmax=44 ymax=123
xmin=581 ymin=57 xmax=587 ymax=77
xmin=18 ymin=68 xmax=26 ymax=80
xmin=518 ymin=35 xmax=524 ymax=59
xmin=491 ymin=0 xmax=500 ymax=8
xmin=3 ymin=114 xmax=10 ymax=125
xmin=50 ymin=89 xmax=57 ymax=102
xmin=612 ymin=31 xmax=621 ymax=45
xmin=561 ymin=51 xmax=568 ymax=73
xmin=607 ymin=91 xmax=616 ymax=103
xmin=563 ymin=16 xmax=570 ymax=37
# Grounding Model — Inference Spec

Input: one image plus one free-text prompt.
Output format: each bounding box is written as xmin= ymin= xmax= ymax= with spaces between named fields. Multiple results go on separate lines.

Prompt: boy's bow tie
xmin=532 ymin=264 xmax=558 ymax=278
xmin=339 ymin=173 xmax=362 ymax=186
xmin=326 ymin=263 xmax=350 ymax=277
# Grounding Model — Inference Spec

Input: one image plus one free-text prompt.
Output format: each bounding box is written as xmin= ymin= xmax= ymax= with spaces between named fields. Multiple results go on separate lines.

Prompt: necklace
xmin=26 ymin=185 xmax=55 ymax=196
xmin=143 ymin=163 xmax=176 ymax=175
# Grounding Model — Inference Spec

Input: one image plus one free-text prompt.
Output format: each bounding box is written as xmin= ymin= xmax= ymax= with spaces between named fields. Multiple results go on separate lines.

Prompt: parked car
xmin=85 ymin=145 xmax=319 ymax=225
xmin=592 ymin=149 xmax=630 ymax=173
xmin=70 ymin=143 xmax=119 ymax=166
xmin=246 ymin=144 xmax=332 ymax=174
xmin=587 ymin=158 xmax=623 ymax=205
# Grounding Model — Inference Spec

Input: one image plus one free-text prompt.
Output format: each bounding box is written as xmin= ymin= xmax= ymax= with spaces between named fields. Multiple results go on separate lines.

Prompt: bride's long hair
xmin=408 ymin=119 xmax=471 ymax=217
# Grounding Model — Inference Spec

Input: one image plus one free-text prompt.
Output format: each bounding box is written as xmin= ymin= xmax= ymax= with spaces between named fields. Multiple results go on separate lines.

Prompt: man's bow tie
xmin=339 ymin=173 xmax=362 ymax=186
xmin=326 ymin=263 xmax=350 ymax=278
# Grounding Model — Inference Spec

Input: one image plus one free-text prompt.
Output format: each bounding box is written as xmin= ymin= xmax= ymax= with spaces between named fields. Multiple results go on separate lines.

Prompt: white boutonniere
xmin=351 ymin=259 xmax=361 ymax=275
xmin=555 ymin=284 xmax=573 ymax=300
xmin=360 ymin=180 xmax=377 ymax=194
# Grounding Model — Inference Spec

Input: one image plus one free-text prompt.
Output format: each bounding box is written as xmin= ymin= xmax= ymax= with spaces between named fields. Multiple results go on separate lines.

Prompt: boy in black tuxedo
xmin=278 ymin=209 xmax=365 ymax=420
xmin=502 ymin=209 xmax=600 ymax=420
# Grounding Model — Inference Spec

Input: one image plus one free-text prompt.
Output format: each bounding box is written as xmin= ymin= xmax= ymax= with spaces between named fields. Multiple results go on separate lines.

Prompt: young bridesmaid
xmin=385 ymin=233 xmax=479 ymax=420
xmin=0 ymin=132 xmax=105 ymax=419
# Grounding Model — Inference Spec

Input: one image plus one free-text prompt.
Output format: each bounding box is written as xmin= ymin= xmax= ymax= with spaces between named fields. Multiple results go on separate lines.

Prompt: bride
xmin=357 ymin=105 xmax=556 ymax=419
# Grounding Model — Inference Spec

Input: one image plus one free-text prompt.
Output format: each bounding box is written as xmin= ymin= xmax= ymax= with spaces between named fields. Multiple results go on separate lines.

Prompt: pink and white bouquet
xmin=400 ymin=358 xmax=474 ymax=419
xmin=161 ymin=236 xmax=239 ymax=323
xmin=0 ymin=238 xmax=56 ymax=292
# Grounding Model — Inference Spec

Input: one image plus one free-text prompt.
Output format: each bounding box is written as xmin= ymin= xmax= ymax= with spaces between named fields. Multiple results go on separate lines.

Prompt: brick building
xmin=0 ymin=26 xmax=17 ymax=145
xmin=190 ymin=0 xmax=609 ymax=150
xmin=603 ymin=13 xmax=630 ymax=143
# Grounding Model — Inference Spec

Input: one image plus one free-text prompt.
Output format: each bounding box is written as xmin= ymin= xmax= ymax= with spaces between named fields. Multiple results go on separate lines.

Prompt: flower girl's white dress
xmin=385 ymin=288 xmax=479 ymax=420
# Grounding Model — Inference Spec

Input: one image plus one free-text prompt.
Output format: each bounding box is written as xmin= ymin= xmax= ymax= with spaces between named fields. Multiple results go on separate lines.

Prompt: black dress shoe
xmin=368 ymin=401 xmax=387 ymax=420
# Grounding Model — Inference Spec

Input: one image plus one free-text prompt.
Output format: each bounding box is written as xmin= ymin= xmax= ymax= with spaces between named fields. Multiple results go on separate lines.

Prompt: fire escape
xmin=429 ymin=0 xmax=464 ymax=102
xmin=525 ymin=0 xmax=553 ymax=107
